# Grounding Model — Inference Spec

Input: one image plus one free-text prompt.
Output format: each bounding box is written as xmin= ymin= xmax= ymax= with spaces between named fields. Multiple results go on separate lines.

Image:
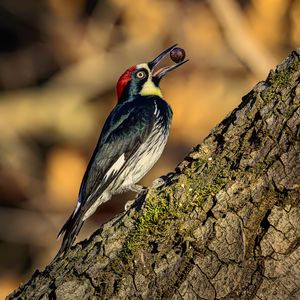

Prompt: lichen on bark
xmin=8 ymin=49 xmax=300 ymax=300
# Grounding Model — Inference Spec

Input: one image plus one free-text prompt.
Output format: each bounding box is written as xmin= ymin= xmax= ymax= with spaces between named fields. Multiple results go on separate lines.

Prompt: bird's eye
xmin=136 ymin=70 xmax=146 ymax=79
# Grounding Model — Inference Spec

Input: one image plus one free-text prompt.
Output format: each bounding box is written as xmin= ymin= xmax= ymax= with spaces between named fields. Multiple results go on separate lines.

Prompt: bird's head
xmin=116 ymin=44 xmax=188 ymax=102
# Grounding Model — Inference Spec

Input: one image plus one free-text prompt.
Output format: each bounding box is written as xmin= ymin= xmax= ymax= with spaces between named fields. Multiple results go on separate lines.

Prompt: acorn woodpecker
xmin=56 ymin=44 xmax=188 ymax=258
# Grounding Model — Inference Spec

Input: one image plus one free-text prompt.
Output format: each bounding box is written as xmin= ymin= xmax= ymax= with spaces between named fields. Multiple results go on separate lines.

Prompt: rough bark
xmin=8 ymin=50 xmax=300 ymax=300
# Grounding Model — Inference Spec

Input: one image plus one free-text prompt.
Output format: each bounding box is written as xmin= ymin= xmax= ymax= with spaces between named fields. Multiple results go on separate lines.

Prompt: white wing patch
xmin=103 ymin=154 xmax=126 ymax=181
xmin=82 ymin=154 xmax=126 ymax=216
xmin=72 ymin=201 xmax=81 ymax=216
xmin=154 ymin=101 xmax=158 ymax=116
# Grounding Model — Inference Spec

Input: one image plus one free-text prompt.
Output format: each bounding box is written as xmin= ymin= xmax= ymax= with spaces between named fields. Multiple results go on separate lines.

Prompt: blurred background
xmin=0 ymin=0 xmax=299 ymax=296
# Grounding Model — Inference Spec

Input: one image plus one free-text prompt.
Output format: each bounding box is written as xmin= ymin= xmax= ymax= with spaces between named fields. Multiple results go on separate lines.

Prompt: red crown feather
xmin=116 ymin=66 xmax=136 ymax=100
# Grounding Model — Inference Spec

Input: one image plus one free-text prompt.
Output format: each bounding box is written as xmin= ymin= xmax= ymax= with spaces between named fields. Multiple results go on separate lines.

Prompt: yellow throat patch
xmin=140 ymin=79 xmax=163 ymax=97
xmin=137 ymin=63 xmax=163 ymax=98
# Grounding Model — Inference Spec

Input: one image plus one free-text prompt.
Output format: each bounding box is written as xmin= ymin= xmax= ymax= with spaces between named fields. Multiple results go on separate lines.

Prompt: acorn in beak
xmin=148 ymin=44 xmax=188 ymax=83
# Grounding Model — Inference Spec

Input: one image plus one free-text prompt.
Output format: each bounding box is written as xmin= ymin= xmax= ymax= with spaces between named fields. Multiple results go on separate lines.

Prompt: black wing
xmin=78 ymin=98 xmax=156 ymax=212
xmin=55 ymin=96 xmax=170 ymax=258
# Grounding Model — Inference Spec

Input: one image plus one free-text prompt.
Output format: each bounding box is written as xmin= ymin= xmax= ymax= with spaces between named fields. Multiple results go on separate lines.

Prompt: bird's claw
xmin=129 ymin=184 xmax=147 ymax=194
xmin=124 ymin=199 xmax=135 ymax=211
xmin=151 ymin=177 xmax=165 ymax=189
xmin=124 ymin=173 xmax=179 ymax=211
xmin=150 ymin=172 xmax=179 ymax=191
xmin=124 ymin=186 xmax=148 ymax=211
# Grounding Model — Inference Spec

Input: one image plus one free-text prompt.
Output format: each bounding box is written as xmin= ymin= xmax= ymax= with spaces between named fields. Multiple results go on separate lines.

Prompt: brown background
xmin=0 ymin=0 xmax=299 ymax=296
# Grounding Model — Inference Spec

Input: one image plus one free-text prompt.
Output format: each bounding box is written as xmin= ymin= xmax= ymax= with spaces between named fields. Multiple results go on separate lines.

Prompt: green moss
xmin=122 ymin=188 xmax=176 ymax=256
xmin=260 ymin=54 xmax=299 ymax=103
xmin=121 ymin=166 xmax=227 ymax=258
xmin=269 ymin=57 xmax=300 ymax=88
xmin=261 ymin=90 xmax=276 ymax=103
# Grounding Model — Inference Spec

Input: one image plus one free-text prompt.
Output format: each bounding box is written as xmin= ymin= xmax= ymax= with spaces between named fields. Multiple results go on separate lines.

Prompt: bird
xmin=55 ymin=44 xmax=188 ymax=258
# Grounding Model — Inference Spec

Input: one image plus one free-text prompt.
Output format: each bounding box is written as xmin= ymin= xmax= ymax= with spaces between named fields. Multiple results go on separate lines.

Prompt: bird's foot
xmin=124 ymin=199 xmax=135 ymax=211
xmin=125 ymin=185 xmax=148 ymax=211
xmin=124 ymin=173 xmax=179 ymax=211
xmin=151 ymin=177 xmax=166 ymax=190
xmin=129 ymin=184 xmax=147 ymax=194
xmin=150 ymin=172 xmax=179 ymax=191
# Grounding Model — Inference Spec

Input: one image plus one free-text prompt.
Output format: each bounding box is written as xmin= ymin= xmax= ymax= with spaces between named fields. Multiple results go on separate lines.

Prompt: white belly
xmin=116 ymin=126 xmax=169 ymax=192
xmin=127 ymin=137 xmax=167 ymax=185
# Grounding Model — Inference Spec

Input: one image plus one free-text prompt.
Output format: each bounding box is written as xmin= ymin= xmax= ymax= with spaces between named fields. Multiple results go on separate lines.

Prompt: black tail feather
xmin=54 ymin=210 xmax=84 ymax=260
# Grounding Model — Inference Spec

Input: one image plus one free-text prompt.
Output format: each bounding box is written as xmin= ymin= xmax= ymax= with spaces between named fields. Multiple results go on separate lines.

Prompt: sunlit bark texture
xmin=8 ymin=49 xmax=300 ymax=300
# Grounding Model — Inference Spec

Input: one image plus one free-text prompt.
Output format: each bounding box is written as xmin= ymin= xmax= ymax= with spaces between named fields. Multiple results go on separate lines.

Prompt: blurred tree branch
xmin=8 ymin=49 xmax=300 ymax=299
xmin=208 ymin=0 xmax=277 ymax=77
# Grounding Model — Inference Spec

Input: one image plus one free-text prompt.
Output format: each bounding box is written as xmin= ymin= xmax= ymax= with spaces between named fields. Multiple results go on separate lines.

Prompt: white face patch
xmin=136 ymin=63 xmax=163 ymax=98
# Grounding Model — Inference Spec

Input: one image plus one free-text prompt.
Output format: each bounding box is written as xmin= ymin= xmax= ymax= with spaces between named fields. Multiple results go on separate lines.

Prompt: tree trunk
xmin=8 ymin=49 xmax=300 ymax=300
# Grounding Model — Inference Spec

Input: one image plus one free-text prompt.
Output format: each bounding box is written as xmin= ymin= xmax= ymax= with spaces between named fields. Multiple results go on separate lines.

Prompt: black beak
xmin=148 ymin=44 xmax=188 ymax=83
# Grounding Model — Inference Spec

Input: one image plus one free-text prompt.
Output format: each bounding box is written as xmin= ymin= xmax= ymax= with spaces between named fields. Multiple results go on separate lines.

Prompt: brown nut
xmin=170 ymin=47 xmax=186 ymax=63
